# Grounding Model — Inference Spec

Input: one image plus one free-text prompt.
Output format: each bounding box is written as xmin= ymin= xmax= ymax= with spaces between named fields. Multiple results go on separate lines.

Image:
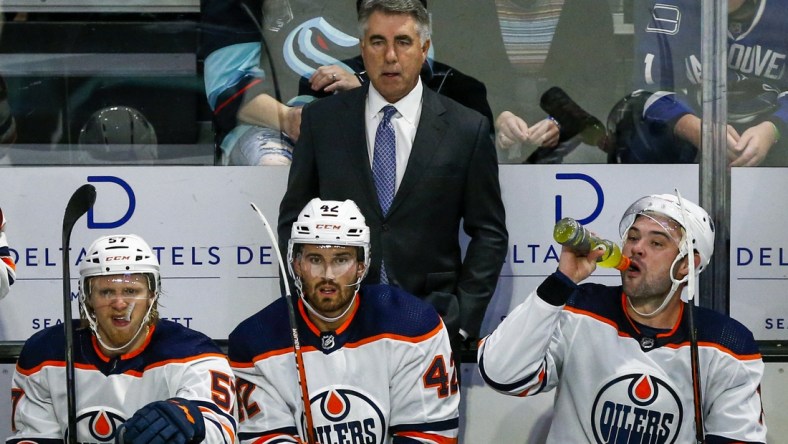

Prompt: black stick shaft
xmin=62 ymin=184 xmax=96 ymax=444
xmin=250 ymin=203 xmax=316 ymax=444
xmin=688 ymin=302 xmax=704 ymax=443
xmin=61 ymin=239 xmax=77 ymax=444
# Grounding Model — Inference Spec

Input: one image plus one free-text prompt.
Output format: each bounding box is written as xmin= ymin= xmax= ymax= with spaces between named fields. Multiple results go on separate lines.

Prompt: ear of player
xmin=115 ymin=397 xmax=205 ymax=444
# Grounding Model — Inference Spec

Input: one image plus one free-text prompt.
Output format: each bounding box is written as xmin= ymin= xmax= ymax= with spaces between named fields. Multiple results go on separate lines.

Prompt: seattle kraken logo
xmin=283 ymin=17 xmax=359 ymax=79
xmin=591 ymin=373 xmax=683 ymax=443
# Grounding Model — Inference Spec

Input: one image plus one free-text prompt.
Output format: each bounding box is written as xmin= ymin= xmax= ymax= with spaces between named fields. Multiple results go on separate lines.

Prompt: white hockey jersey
xmin=478 ymin=272 xmax=766 ymax=443
xmin=8 ymin=320 xmax=237 ymax=443
xmin=229 ymin=284 xmax=459 ymax=444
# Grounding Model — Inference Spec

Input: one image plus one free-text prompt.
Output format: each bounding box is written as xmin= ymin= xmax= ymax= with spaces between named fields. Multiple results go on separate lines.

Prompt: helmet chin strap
xmin=627 ymin=253 xmax=687 ymax=318
xmin=82 ymin=295 xmax=157 ymax=353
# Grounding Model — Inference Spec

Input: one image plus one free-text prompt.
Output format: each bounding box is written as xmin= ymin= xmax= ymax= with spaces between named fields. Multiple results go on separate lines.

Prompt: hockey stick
xmin=674 ymin=189 xmax=704 ymax=443
xmin=62 ymin=184 xmax=97 ymax=444
xmin=249 ymin=203 xmax=317 ymax=444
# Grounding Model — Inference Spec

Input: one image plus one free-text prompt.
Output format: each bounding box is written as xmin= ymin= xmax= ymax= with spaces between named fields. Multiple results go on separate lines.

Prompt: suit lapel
xmin=388 ymin=89 xmax=448 ymax=215
xmin=339 ymin=86 xmax=380 ymax=208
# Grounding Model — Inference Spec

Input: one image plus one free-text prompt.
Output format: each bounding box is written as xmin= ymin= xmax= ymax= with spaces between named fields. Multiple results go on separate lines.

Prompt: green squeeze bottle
xmin=553 ymin=217 xmax=631 ymax=271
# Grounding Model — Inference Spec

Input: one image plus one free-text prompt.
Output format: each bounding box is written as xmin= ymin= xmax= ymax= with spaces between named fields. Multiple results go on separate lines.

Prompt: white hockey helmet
xmin=79 ymin=234 xmax=160 ymax=299
xmin=287 ymin=198 xmax=371 ymax=281
xmin=619 ymin=194 xmax=715 ymax=274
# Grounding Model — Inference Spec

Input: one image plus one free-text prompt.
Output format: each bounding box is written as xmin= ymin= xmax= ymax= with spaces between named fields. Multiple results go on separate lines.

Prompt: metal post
xmin=699 ymin=0 xmax=728 ymax=314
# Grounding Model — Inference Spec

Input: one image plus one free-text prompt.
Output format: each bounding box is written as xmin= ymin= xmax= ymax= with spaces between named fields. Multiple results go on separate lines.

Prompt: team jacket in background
xmin=478 ymin=272 xmax=766 ymax=443
xmin=8 ymin=320 xmax=237 ymax=443
xmin=229 ymin=285 xmax=459 ymax=444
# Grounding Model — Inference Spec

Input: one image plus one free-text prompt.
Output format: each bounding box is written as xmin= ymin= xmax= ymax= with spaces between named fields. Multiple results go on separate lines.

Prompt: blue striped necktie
xmin=372 ymin=105 xmax=397 ymax=283
xmin=373 ymin=105 xmax=397 ymax=216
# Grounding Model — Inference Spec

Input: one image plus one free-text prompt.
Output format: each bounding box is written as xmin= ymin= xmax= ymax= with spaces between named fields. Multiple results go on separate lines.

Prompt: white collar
xmin=367 ymin=78 xmax=423 ymax=125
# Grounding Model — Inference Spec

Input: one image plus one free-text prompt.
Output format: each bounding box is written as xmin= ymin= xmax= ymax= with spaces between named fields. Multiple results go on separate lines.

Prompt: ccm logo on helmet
xmin=315 ymin=224 xmax=342 ymax=230
xmin=106 ymin=255 xmax=132 ymax=261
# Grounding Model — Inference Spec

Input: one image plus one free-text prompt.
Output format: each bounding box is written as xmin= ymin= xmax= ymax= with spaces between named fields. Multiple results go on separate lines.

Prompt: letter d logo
xmin=554 ymin=173 xmax=604 ymax=225
xmin=87 ymin=176 xmax=135 ymax=229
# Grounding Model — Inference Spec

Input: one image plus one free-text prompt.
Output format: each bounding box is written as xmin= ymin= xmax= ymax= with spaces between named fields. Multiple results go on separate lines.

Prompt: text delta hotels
xmin=8 ymin=244 xmax=280 ymax=269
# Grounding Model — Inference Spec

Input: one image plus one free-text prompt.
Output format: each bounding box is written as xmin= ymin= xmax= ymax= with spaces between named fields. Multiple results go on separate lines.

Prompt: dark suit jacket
xmin=277 ymin=84 xmax=508 ymax=340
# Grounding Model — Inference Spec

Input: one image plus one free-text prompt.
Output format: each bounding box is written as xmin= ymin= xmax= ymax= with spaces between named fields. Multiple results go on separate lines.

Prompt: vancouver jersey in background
xmin=634 ymin=0 xmax=788 ymax=134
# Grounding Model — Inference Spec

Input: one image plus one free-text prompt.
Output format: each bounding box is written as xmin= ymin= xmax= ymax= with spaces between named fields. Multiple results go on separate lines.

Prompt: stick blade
xmin=63 ymin=184 xmax=97 ymax=236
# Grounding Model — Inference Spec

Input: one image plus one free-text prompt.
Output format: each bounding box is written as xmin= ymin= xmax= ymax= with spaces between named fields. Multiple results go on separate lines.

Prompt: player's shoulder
xmin=562 ymin=282 xmax=633 ymax=329
xmin=357 ymin=284 xmax=443 ymax=337
xmin=570 ymin=283 xmax=623 ymax=312
xmin=228 ymin=298 xmax=292 ymax=359
xmin=16 ymin=322 xmax=71 ymax=370
xmin=694 ymin=307 xmax=760 ymax=356
xmin=229 ymin=298 xmax=290 ymax=339
xmin=147 ymin=320 xmax=224 ymax=359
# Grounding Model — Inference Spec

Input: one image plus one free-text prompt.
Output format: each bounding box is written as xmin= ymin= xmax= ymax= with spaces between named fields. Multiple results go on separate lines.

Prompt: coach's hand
xmin=117 ymin=397 xmax=205 ymax=444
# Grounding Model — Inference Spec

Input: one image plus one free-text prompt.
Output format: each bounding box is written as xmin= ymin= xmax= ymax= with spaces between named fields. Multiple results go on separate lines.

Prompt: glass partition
xmin=0 ymin=1 xmax=785 ymax=356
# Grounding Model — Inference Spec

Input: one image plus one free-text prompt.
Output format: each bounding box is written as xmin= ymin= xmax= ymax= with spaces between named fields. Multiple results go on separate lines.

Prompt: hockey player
xmin=229 ymin=198 xmax=459 ymax=443
xmin=8 ymin=234 xmax=237 ymax=444
xmin=610 ymin=0 xmax=787 ymax=165
xmin=0 ymin=208 xmax=15 ymax=300
xmin=478 ymin=194 xmax=766 ymax=443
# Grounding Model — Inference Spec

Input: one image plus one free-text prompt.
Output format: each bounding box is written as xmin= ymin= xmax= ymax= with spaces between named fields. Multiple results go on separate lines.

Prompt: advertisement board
xmin=731 ymin=168 xmax=788 ymax=341
xmin=0 ymin=164 xmax=698 ymax=342
xmin=0 ymin=166 xmax=287 ymax=341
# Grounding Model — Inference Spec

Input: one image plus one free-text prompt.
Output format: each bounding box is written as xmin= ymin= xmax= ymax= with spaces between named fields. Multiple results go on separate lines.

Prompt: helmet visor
xmin=86 ymin=274 xmax=153 ymax=307
xmin=296 ymin=246 xmax=359 ymax=279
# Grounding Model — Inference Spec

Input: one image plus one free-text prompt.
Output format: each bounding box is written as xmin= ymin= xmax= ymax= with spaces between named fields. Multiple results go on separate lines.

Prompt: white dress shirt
xmin=365 ymin=79 xmax=424 ymax=192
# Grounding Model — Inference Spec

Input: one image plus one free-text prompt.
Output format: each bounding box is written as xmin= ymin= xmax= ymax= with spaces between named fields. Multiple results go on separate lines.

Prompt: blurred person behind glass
xmin=608 ymin=0 xmax=787 ymax=166
xmin=487 ymin=0 xmax=618 ymax=164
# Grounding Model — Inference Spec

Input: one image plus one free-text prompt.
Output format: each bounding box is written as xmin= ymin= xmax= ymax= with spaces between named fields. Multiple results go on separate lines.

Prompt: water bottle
xmin=553 ymin=217 xmax=631 ymax=271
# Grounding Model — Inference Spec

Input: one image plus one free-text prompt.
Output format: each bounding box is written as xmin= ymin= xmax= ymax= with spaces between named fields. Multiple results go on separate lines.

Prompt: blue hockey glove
xmin=116 ymin=397 xmax=205 ymax=444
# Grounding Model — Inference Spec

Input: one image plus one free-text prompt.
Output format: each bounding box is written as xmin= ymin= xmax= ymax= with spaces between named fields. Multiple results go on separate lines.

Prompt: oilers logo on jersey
xmin=308 ymin=387 xmax=387 ymax=444
xmin=75 ymin=407 xmax=126 ymax=443
xmin=591 ymin=373 xmax=683 ymax=444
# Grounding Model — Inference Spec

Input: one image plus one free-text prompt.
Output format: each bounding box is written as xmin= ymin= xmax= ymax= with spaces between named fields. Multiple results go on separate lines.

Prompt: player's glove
xmin=116 ymin=397 xmax=205 ymax=444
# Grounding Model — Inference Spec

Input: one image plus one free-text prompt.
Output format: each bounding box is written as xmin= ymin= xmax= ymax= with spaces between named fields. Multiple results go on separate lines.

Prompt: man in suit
xmin=278 ymin=0 xmax=508 ymax=357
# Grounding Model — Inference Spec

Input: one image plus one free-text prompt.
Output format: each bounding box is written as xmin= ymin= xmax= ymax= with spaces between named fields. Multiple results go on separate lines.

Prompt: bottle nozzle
xmin=614 ymin=256 xmax=631 ymax=271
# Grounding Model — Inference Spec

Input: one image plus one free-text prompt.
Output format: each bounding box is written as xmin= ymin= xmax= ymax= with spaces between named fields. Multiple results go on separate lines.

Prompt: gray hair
xmin=358 ymin=0 xmax=431 ymax=43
